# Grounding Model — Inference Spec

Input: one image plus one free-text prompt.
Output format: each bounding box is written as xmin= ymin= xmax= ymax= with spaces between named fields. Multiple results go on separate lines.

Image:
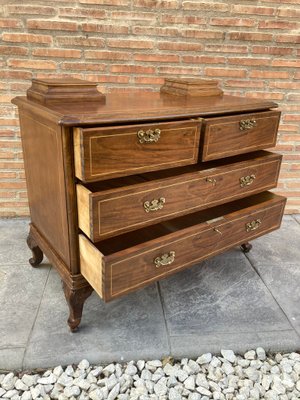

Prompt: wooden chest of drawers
xmin=12 ymin=78 xmax=286 ymax=331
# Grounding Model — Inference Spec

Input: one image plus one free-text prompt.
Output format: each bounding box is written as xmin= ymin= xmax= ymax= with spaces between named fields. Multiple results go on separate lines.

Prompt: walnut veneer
xmin=12 ymin=78 xmax=286 ymax=331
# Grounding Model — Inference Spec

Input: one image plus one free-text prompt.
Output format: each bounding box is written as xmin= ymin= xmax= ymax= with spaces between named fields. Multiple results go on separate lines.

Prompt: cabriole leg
xmin=62 ymin=282 xmax=93 ymax=332
xmin=240 ymin=242 xmax=253 ymax=253
xmin=27 ymin=229 xmax=44 ymax=267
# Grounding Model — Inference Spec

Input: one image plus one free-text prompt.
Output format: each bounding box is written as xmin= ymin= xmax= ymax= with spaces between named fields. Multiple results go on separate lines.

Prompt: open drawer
xmin=77 ymin=151 xmax=282 ymax=242
xmin=79 ymin=192 xmax=286 ymax=301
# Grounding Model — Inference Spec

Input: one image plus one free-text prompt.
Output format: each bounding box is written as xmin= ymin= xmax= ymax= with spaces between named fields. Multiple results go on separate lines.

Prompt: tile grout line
xmin=156 ymin=282 xmax=172 ymax=357
xmin=244 ymin=252 xmax=300 ymax=340
xmin=292 ymin=214 xmax=300 ymax=226
xmin=21 ymin=266 xmax=52 ymax=370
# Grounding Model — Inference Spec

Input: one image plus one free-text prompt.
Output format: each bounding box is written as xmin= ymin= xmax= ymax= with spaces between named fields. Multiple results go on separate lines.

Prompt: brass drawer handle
xmin=246 ymin=219 xmax=261 ymax=232
xmin=154 ymin=251 xmax=175 ymax=268
xmin=137 ymin=128 xmax=161 ymax=144
xmin=239 ymin=119 xmax=257 ymax=131
xmin=240 ymin=174 xmax=256 ymax=188
xmin=144 ymin=197 xmax=165 ymax=213
xmin=206 ymin=177 xmax=217 ymax=186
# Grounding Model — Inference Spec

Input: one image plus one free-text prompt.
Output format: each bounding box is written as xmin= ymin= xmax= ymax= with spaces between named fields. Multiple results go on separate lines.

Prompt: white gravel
xmin=0 ymin=349 xmax=300 ymax=399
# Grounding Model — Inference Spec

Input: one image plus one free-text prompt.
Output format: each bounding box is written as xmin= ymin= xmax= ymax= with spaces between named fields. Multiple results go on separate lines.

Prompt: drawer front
xmin=74 ymin=120 xmax=201 ymax=182
xmin=77 ymin=153 xmax=282 ymax=241
xmin=201 ymin=110 xmax=280 ymax=161
xmin=106 ymin=196 xmax=285 ymax=299
xmin=78 ymin=193 xmax=285 ymax=301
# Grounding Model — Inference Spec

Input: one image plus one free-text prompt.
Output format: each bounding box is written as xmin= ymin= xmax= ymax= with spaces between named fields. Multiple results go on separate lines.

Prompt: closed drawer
xmin=74 ymin=120 xmax=201 ymax=182
xmin=79 ymin=192 xmax=286 ymax=301
xmin=77 ymin=151 xmax=282 ymax=242
xmin=201 ymin=110 xmax=280 ymax=161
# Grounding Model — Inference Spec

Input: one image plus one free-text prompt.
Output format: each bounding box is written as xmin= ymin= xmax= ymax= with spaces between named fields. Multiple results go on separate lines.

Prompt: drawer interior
xmin=83 ymin=150 xmax=276 ymax=193
xmin=93 ymin=191 xmax=283 ymax=256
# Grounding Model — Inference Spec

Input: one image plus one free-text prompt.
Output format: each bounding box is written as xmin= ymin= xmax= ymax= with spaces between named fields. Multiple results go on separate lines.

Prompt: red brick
xmin=7 ymin=5 xmax=56 ymax=15
xmin=246 ymin=92 xmax=284 ymax=100
xmin=210 ymin=18 xmax=255 ymax=27
xmin=232 ymin=5 xmax=275 ymax=15
xmin=0 ymin=151 xmax=15 ymax=159
xmin=0 ymin=71 xmax=32 ymax=80
xmin=182 ymin=30 xmax=224 ymax=39
xmin=56 ymin=36 xmax=105 ymax=47
xmin=204 ymin=68 xmax=247 ymax=78
xmin=158 ymin=42 xmax=203 ymax=51
xmin=134 ymin=54 xmax=180 ymax=63
xmin=276 ymin=34 xmax=300 ymax=43
xmin=295 ymin=72 xmax=300 ymax=80
xmin=96 ymin=76 xmax=130 ymax=83
xmin=259 ymin=20 xmax=298 ymax=30
xmin=133 ymin=0 xmax=179 ymax=9
xmin=0 ymin=182 xmax=27 ymax=189
xmin=249 ymin=70 xmax=289 ymax=79
xmin=158 ymin=66 xmax=200 ymax=75
xmin=182 ymin=55 xmax=226 ymax=64
xmin=133 ymin=26 xmax=178 ymax=36
xmin=111 ymin=11 xmax=156 ymax=21
xmin=227 ymin=57 xmax=270 ymax=66
xmin=32 ymin=48 xmax=81 ymax=58
xmin=85 ymin=51 xmax=131 ymax=60
xmin=161 ymin=15 xmax=205 ymax=25
xmin=182 ymin=1 xmax=229 ymax=12
xmin=277 ymin=8 xmax=300 ymax=18
xmin=27 ymin=20 xmax=77 ymax=31
xmin=205 ymin=44 xmax=248 ymax=53
xmin=270 ymin=82 xmax=300 ymax=90
xmin=107 ymin=39 xmax=154 ymax=49
xmin=110 ymin=65 xmax=156 ymax=74
xmin=252 ymin=46 xmax=294 ymax=56
xmin=224 ymin=80 xmax=264 ymax=88
xmin=228 ymin=32 xmax=273 ymax=42
xmin=0 ymin=46 xmax=28 ymax=56
xmin=287 ymin=94 xmax=300 ymax=101
xmin=0 ymin=130 xmax=15 ymax=138
xmin=2 ymin=33 xmax=53 ymax=44
xmin=82 ymin=23 xmax=129 ymax=34
xmin=272 ymin=59 xmax=300 ymax=68
xmin=134 ymin=77 xmax=164 ymax=85
xmin=0 ymin=19 xmax=21 ymax=28
xmin=8 ymin=59 xmax=57 ymax=70
xmin=283 ymin=114 xmax=300 ymax=122
xmin=58 ymin=7 xmax=106 ymax=19
xmin=0 ymin=201 xmax=28 ymax=208
xmin=79 ymin=0 xmax=129 ymax=4
xmin=61 ymin=63 xmax=106 ymax=71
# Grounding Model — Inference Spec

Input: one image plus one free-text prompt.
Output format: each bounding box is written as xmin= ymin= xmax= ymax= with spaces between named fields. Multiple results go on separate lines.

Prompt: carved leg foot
xmin=27 ymin=231 xmax=43 ymax=267
xmin=62 ymin=282 xmax=93 ymax=332
xmin=241 ymin=242 xmax=252 ymax=253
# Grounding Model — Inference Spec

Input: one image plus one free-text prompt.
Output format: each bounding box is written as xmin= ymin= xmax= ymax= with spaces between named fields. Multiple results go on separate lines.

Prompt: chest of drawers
xmin=12 ymin=78 xmax=286 ymax=331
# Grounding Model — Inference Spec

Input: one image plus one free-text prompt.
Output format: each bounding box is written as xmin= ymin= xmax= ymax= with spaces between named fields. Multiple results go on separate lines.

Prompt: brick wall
xmin=0 ymin=0 xmax=299 ymax=216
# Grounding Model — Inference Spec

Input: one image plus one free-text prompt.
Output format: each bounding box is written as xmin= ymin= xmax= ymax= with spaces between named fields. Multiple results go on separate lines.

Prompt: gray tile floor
xmin=0 ymin=216 xmax=300 ymax=370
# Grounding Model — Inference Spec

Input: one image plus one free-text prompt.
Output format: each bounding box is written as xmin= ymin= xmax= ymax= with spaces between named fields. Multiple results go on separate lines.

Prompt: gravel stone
xmin=244 ymin=350 xmax=256 ymax=360
xmin=53 ymin=366 xmax=64 ymax=377
xmin=175 ymin=369 xmax=188 ymax=382
xmin=153 ymin=382 xmax=167 ymax=396
xmin=37 ymin=373 xmax=57 ymax=385
xmin=57 ymin=374 xmax=73 ymax=387
xmin=188 ymin=393 xmax=201 ymax=400
xmin=78 ymin=359 xmax=90 ymax=370
xmin=2 ymin=373 xmax=15 ymax=391
xmin=256 ymin=347 xmax=266 ymax=361
xmin=89 ymin=388 xmax=103 ymax=400
xmin=221 ymin=350 xmax=236 ymax=364
xmin=197 ymin=353 xmax=212 ymax=365
xmin=184 ymin=375 xmax=195 ymax=390
xmin=197 ymin=386 xmax=212 ymax=396
xmin=64 ymin=385 xmax=81 ymax=397
xmin=188 ymin=359 xmax=200 ymax=373
xmin=65 ymin=366 xmax=74 ymax=377
xmin=168 ymin=387 xmax=181 ymax=400
xmin=125 ymin=364 xmax=137 ymax=376
xmin=15 ymin=378 xmax=29 ymax=391
xmin=20 ymin=391 xmax=32 ymax=400
xmin=222 ymin=362 xmax=235 ymax=375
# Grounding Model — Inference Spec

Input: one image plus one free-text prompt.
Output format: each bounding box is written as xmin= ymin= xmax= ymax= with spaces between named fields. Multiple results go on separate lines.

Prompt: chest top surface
xmin=13 ymin=90 xmax=277 ymax=127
